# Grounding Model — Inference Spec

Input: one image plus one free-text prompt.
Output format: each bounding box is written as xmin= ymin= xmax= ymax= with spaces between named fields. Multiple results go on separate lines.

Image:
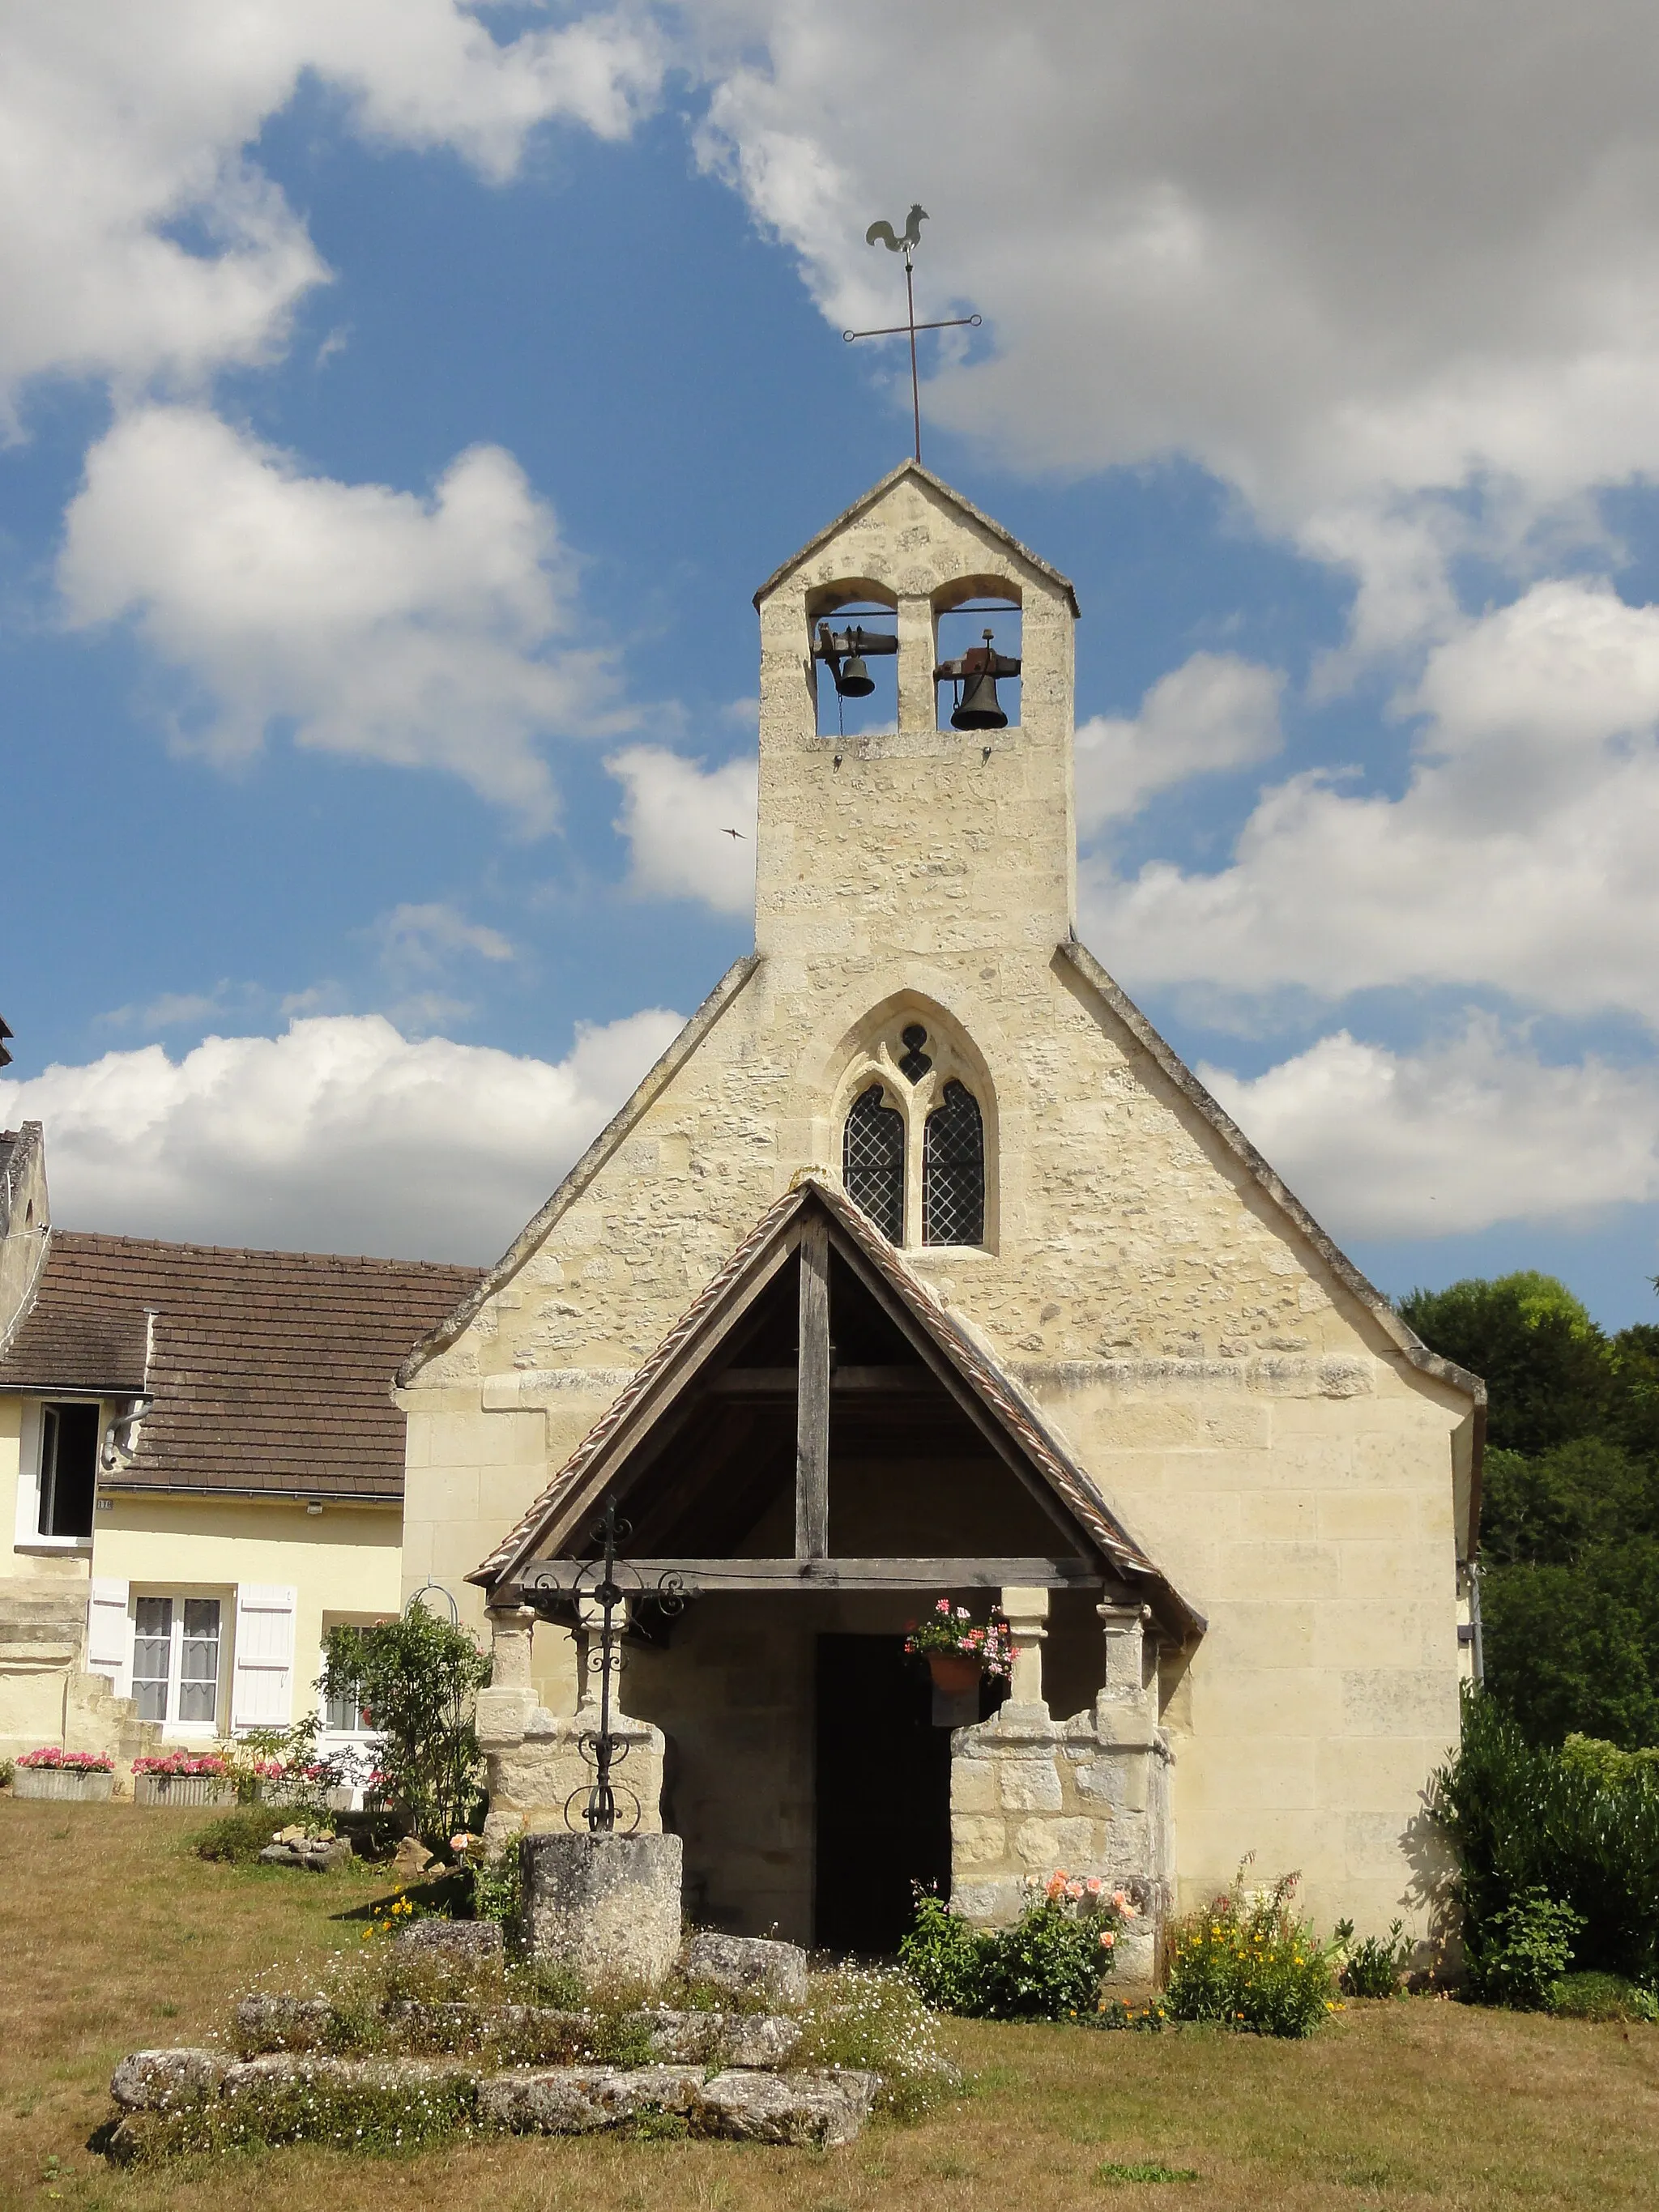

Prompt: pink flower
xmin=1099 ymin=1930 xmax=1116 ymax=1949
xmin=1085 ymin=1876 xmax=1105 ymax=1897
xmin=935 ymin=1598 xmax=951 ymax=1615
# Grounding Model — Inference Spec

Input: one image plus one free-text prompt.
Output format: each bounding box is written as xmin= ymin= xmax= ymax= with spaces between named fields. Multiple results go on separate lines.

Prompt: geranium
xmin=17 ymin=1747 xmax=113 ymax=1772
xmin=902 ymin=1600 xmax=1016 ymax=1678
xmin=132 ymin=1752 xmax=232 ymax=1777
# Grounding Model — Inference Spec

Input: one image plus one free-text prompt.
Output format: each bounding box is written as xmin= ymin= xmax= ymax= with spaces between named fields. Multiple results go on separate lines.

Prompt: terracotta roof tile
xmin=0 ymin=1233 xmax=480 ymax=1502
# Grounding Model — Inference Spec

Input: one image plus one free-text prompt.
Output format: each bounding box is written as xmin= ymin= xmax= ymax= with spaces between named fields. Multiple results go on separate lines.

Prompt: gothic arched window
xmin=842 ymin=1083 xmax=906 ymax=1242
xmin=923 ymin=1080 xmax=985 ymax=1247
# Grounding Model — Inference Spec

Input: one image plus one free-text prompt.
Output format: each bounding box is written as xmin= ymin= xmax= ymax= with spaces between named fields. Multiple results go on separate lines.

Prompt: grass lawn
xmin=2 ymin=1798 xmax=1657 ymax=2212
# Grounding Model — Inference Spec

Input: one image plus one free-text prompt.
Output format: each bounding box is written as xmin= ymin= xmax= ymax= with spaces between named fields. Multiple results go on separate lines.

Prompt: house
xmin=393 ymin=462 xmax=1484 ymax=1960
xmin=0 ymin=1119 xmax=480 ymax=1775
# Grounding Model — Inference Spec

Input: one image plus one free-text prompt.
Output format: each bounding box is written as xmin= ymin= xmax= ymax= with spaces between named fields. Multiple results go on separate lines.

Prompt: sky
xmin=2 ymin=2 xmax=1658 ymax=1330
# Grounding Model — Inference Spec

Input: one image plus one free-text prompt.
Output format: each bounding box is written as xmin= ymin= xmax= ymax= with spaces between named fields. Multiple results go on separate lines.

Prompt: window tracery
xmin=842 ymin=1083 xmax=906 ymax=1242
xmin=836 ymin=1021 xmax=990 ymax=1250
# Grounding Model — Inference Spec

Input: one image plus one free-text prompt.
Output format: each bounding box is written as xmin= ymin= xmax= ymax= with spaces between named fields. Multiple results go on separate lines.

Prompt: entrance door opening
xmin=813 ymin=1633 xmax=951 ymax=1954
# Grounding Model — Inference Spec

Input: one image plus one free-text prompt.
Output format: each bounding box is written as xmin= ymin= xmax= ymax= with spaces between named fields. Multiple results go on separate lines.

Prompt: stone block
xmin=998 ymin=1757 xmax=1062 ymax=1811
xmin=684 ymin=1931 xmax=808 ymax=2010
xmin=522 ymin=1831 xmax=683 ymax=1992
xmin=724 ymin=2014 xmax=804 ymax=2068
xmin=949 ymin=1756 xmax=999 ymax=1813
xmin=950 ymin=1814 xmax=1007 ymax=1868
xmin=697 ymin=2068 xmax=876 ymax=2146
xmin=110 ymin=2049 xmax=227 ymax=2111
xmin=480 ymin=2064 xmax=704 ymax=2134
xmin=392 ymin=1919 xmax=504 ymax=1970
xmin=950 ymin=1877 xmax=1022 ymax=1925
xmin=1013 ymin=1815 xmax=1099 ymax=1869
xmin=258 ymin=1835 xmax=353 ymax=1873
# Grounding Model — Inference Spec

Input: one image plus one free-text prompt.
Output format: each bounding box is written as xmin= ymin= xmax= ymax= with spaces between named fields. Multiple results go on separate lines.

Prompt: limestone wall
xmin=404 ymin=468 xmax=1474 ymax=1946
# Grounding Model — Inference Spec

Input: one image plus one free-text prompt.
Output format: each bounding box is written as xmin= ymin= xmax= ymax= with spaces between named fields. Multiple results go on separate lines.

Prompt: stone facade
xmin=401 ymin=462 xmax=1480 ymax=1947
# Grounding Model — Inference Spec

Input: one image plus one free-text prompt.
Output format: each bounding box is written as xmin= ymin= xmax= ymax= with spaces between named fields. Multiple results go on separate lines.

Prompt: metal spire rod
xmin=845 ymin=207 xmax=981 ymax=464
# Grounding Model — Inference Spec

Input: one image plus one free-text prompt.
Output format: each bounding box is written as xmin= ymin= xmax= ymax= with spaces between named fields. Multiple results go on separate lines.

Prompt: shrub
xmin=1548 ymin=1971 xmax=1659 ymax=2023
xmin=1333 ymin=1917 xmax=1410 ymax=1998
xmin=1431 ymin=1690 xmax=1659 ymax=1989
xmin=898 ymin=1873 xmax=1137 ymax=2021
xmin=193 ymin=1807 xmax=285 ymax=1865
xmin=1467 ymin=1890 xmax=1584 ymax=2010
xmin=322 ymin=1603 xmax=490 ymax=1844
xmin=1559 ymin=1733 xmax=1659 ymax=1790
xmin=1165 ymin=1869 xmax=1338 ymax=2037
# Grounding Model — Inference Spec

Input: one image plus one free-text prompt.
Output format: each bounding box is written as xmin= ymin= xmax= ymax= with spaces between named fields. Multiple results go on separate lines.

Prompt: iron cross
xmin=844 ymin=205 xmax=981 ymax=463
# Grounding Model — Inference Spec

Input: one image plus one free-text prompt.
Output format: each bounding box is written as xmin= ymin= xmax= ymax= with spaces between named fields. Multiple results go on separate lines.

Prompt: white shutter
xmin=86 ymin=1579 xmax=131 ymax=1692
xmin=15 ymin=1402 xmax=43 ymax=1544
xmin=232 ymin=1585 xmax=297 ymax=1730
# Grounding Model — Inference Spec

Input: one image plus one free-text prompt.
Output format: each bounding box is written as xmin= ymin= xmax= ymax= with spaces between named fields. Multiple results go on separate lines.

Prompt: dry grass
xmin=2 ymin=1796 xmax=1657 ymax=2212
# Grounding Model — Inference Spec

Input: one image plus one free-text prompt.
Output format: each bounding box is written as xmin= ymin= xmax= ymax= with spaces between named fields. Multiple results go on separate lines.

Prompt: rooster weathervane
xmin=843 ymin=203 xmax=981 ymax=462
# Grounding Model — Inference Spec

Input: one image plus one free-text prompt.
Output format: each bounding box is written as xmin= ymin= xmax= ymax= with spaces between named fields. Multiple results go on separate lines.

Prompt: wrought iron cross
xmin=845 ymin=205 xmax=981 ymax=463
xmin=582 ymin=1494 xmax=626 ymax=1834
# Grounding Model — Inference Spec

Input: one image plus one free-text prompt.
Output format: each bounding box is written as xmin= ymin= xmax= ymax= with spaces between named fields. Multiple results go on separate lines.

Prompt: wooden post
xmin=795 ymin=1218 xmax=831 ymax=1559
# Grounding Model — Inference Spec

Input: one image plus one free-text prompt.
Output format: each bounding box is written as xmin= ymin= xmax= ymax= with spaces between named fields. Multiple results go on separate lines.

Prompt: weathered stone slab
xmin=640 ymin=2009 xmax=801 ymax=2067
xmin=684 ymin=1931 xmax=808 ymax=2010
xmin=234 ymin=1994 xmax=334 ymax=2052
xmin=221 ymin=2053 xmax=479 ymax=2097
xmin=723 ymin=2014 xmax=804 ymax=2068
xmin=391 ymin=1919 xmax=504 ymax=1968
xmin=697 ymin=2068 xmax=876 ymax=2146
xmin=110 ymin=2048 xmax=227 ymax=2111
xmin=521 ymin=1832 xmax=682 ymax=1991
xmin=479 ymin=2064 xmax=704 ymax=2134
xmin=258 ymin=1835 xmax=353 ymax=1872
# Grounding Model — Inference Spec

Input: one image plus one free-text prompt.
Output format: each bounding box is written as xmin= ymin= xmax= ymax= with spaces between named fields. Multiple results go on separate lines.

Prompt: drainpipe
xmin=1469 ymin=1561 xmax=1485 ymax=1686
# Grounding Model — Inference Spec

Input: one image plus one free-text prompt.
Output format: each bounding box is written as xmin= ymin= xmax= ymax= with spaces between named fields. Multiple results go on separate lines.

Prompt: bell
xmin=951 ymin=655 xmax=1007 ymax=731
xmin=836 ymin=653 xmax=875 ymax=698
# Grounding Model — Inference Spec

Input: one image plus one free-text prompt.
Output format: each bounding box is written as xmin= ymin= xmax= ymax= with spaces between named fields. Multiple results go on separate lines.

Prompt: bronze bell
xmin=951 ymin=633 xmax=1009 ymax=730
xmin=836 ymin=650 xmax=875 ymax=698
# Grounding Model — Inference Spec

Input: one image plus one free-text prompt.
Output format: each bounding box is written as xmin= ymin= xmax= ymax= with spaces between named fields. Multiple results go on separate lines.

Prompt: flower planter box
xmin=13 ymin=1766 xmax=114 ymax=1803
xmin=134 ymin=1773 xmax=237 ymax=1809
xmin=255 ymin=1781 xmax=356 ymax=1813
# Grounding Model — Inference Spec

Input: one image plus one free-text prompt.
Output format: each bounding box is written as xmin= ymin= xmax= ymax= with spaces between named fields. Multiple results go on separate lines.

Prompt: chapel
xmin=396 ymin=462 xmax=1482 ymax=1967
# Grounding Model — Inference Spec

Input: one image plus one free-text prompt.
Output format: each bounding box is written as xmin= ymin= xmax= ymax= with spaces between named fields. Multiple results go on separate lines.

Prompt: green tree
xmin=322 ymin=1600 xmax=491 ymax=1844
xmin=1398 ymin=1273 xmax=1610 ymax=1454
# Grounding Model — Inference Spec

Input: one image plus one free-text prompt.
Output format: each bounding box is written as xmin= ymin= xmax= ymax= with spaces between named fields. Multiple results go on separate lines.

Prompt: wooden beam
xmin=519 ymin=1556 xmax=1105 ymax=1595
xmin=795 ymin=1218 xmax=831 ymax=1559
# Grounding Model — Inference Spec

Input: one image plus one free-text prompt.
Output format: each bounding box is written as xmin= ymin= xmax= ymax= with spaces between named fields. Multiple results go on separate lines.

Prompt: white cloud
xmin=1076 ymin=654 xmax=1283 ymax=833
xmin=0 ymin=2 xmax=660 ymax=410
xmin=0 ymin=1008 xmax=683 ymax=1261
xmin=1082 ymin=578 xmax=1659 ymax=1026
xmin=96 ymin=990 xmax=232 ymax=1034
xmin=372 ymin=903 xmax=515 ymax=974
xmin=1201 ymin=1021 xmax=1659 ymax=1239
xmin=607 ymin=744 xmax=757 ymax=914
xmin=684 ymin=2 xmax=1659 ymax=630
xmin=59 ymin=407 xmax=629 ymax=825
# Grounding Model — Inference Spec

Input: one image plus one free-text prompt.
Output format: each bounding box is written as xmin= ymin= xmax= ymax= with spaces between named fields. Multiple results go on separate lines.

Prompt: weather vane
xmin=843 ymin=205 xmax=981 ymax=463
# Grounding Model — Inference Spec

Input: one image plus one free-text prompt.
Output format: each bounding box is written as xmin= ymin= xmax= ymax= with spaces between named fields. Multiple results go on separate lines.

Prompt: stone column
xmin=1000 ymin=1584 xmax=1050 ymax=1715
xmin=477 ymin=1606 xmax=539 ymax=1858
xmin=896 ymin=593 xmax=936 ymax=733
xmin=1094 ymin=1603 xmax=1154 ymax=1738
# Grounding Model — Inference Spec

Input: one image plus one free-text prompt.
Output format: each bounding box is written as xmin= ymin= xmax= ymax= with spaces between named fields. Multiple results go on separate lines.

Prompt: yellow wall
xmin=93 ymin=1493 xmax=403 ymax=1737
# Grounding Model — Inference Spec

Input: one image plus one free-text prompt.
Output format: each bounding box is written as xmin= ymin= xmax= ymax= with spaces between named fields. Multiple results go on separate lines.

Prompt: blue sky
xmin=3 ymin=5 xmax=1658 ymax=1328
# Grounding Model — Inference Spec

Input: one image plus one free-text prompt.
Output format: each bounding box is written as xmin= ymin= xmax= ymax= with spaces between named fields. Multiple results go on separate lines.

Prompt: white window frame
xmin=130 ymin=1588 xmax=231 ymax=1738
xmin=13 ymin=1396 xmax=101 ymax=1554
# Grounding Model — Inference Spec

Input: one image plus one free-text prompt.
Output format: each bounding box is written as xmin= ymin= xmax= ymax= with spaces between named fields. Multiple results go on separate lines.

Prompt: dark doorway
xmin=814 ymin=1634 xmax=951 ymax=1954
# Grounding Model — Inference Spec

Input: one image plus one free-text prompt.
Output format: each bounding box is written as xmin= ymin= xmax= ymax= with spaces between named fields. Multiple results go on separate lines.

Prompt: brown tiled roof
xmin=471 ymin=1175 xmax=1203 ymax=1641
xmin=0 ymin=1233 xmax=480 ymax=1503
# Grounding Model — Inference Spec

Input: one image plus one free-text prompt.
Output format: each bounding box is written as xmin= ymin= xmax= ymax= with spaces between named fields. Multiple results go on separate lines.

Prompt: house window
xmin=132 ymin=1596 xmax=222 ymax=1728
xmin=325 ymin=1678 xmax=371 ymax=1734
xmin=923 ymin=1081 xmax=986 ymax=1246
xmin=23 ymin=1402 xmax=100 ymax=1544
xmin=842 ymin=1084 xmax=906 ymax=1242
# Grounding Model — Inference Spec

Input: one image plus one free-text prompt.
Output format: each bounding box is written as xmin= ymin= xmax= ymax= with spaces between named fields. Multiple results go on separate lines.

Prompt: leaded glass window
xmin=923 ymin=1080 xmax=985 ymax=1246
xmin=843 ymin=1082 xmax=906 ymax=1242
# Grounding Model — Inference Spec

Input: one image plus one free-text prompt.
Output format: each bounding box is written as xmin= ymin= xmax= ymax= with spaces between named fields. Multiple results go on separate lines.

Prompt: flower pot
xmin=13 ymin=1766 xmax=114 ymax=1802
xmin=134 ymin=1773 xmax=237 ymax=1809
xmin=927 ymin=1652 xmax=983 ymax=1698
